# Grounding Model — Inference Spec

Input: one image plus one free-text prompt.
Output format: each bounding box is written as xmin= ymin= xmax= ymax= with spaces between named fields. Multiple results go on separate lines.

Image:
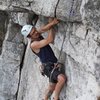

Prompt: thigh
xmin=57 ymin=74 xmax=66 ymax=83
xmin=50 ymin=70 xmax=60 ymax=83
xmin=53 ymin=74 xmax=66 ymax=99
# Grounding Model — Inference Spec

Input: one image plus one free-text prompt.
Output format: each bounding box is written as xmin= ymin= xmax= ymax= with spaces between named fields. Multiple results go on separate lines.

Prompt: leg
xmin=54 ymin=74 xmax=66 ymax=100
xmin=44 ymin=82 xmax=56 ymax=100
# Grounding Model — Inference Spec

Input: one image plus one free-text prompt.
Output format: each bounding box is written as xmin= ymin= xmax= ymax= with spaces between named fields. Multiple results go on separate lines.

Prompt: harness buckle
xmin=54 ymin=62 xmax=63 ymax=71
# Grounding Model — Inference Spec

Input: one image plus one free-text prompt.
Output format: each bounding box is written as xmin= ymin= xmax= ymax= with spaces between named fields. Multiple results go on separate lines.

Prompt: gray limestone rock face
xmin=0 ymin=11 xmax=8 ymax=54
xmin=0 ymin=0 xmax=100 ymax=100
xmin=56 ymin=0 xmax=82 ymax=22
xmin=17 ymin=16 xmax=100 ymax=100
xmin=94 ymin=46 xmax=100 ymax=86
xmin=17 ymin=41 xmax=47 ymax=100
xmin=10 ymin=12 xmax=36 ymax=26
xmin=0 ymin=0 xmax=82 ymax=22
xmin=31 ymin=0 xmax=58 ymax=17
xmin=26 ymin=0 xmax=82 ymax=22
xmin=0 ymin=21 xmax=25 ymax=100
xmin=80 ymin=0 xmax=100 ymax=31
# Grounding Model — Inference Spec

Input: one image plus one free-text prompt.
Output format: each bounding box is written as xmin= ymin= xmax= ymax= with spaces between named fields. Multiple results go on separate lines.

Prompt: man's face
xmin=27 ymin=27 xmax=40 ymax=39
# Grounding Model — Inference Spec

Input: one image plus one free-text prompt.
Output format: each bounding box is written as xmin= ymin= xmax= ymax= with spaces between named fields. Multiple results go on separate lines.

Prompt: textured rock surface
xmin=56 ymin=0 xmax=82 ymax=21
xmin=0 ymin=0 xmax=100 ymax=100
xmin=0 ymin=0 xmax=82 ymax=22
xmin=0 ymin=21 xmax=25 ymax=100
xmin=80 ymin=0 xmax=100 ymax=31
xmin=0 ymin=11 xmax=8 ymax=54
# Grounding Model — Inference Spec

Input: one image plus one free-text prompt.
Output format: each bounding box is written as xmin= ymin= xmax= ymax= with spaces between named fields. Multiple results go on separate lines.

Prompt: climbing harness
xmin=49 ymin=62 xmax=64 ymax=82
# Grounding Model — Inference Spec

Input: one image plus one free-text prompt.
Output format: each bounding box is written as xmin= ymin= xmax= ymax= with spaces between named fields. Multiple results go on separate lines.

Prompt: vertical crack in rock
xmin=68 ymin=23 xmax=77 ymax=52
xmin=15 ymin=18 xmax=38 ymax=100
xmin=68 ymin=54 xmax=78 ymax=63
xmin=54 ymin=0 xmax=60 ymax=17
xmin=0 ymin=11 xmax=8 ymax=54
xmin=85 ymin=29 xmax=89 ymax=39
xmin=15 ymin=44 xmax=27 ymax=100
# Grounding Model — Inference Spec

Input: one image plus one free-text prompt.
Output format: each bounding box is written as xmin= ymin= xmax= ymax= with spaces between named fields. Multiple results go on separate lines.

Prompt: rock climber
xmin=21 ymin=17 xmax=66 ymax=100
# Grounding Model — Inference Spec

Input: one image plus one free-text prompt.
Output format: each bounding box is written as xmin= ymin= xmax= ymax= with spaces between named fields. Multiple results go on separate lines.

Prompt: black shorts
xmin=42 ymin=62 xmax=65 ymax=83
xmin=50 ymin=64 xmax=65 ymax=83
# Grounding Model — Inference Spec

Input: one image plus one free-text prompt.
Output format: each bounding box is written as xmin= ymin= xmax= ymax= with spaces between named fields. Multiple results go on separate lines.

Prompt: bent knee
xmin=57 ymin=74 xmax=66 ymax=83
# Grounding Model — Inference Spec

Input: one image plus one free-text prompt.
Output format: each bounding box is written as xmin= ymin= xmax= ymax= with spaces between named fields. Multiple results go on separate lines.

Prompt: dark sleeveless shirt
xmin=31 ymin=36 xmax=57 ymax=63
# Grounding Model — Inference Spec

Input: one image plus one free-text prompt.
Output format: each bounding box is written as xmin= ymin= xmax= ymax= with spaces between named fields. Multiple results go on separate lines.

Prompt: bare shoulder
xmin=30 ymin=41 xmax=40 ymax=53
xmin=30 ymin=38 xmax=49 ymax=49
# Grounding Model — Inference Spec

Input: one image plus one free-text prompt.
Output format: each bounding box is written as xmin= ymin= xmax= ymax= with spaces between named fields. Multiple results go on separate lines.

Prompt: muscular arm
xmin=31 ymin=28 xmax=55 ymax=50
xmin=38 ymin=18 xmax=59 ymax=34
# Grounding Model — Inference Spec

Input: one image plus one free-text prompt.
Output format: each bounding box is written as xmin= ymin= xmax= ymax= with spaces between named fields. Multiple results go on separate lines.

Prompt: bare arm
xmin=31 ymin=28 xmax=55 ymax=50
xmin=37 ymin=18 xmax=59 ymax=34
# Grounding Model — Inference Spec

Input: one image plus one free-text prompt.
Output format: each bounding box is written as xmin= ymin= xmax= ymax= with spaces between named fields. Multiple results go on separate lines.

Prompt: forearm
xmin=30 ymin=27 xmax=56 ymax=49
xmin=46 ymin=28 xmax=55 ymax=43
xmin=38 ymin=18 xmax=59 ymax=34
xmin=38 ymin=22 xmax=54 ymax=34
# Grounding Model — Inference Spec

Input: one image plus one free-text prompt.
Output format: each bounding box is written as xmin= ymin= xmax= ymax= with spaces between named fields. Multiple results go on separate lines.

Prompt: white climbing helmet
xmin=21 ymin=25 xmax=33 ymax=37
